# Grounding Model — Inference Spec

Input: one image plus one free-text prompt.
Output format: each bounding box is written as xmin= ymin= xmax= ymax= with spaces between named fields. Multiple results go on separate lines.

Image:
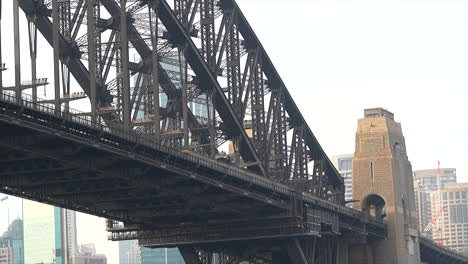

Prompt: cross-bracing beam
xmin=14 ymin=0 xmax=345 ymax=219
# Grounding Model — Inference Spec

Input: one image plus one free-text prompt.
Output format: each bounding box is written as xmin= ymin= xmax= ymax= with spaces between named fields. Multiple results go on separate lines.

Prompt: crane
xmin=422 ymin=204 xmax=446 ymax=238
xmin=421 ymin=161 xmax=447 ymax=245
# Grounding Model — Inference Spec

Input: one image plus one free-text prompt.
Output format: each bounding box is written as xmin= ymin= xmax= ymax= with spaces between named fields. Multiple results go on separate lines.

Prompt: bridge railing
xmin=0 ymin=90 xmax=291 ymax=194
xmin=0 ymin=90 xmax=383 ymax=225
xmin=420 ymin=237 xmax=468 ymax=263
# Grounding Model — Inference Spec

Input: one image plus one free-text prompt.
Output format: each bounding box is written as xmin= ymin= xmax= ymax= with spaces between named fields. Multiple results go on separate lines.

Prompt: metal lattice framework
xmin=11 ymin=0 xmax=344 ymax=201
xmin=0 ymin=1 xmax=348 ymax=263
xmin=1 ymin=1 xmax=468 ymax=264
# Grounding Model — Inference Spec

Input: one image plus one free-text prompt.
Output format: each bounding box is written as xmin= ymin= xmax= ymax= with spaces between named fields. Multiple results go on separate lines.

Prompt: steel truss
xmin=1 ymin=2 xmax=467 ymax=264
xmin=3 ymin=0 xmax=357 ymax=263
xmin=16 ymin=0 xmax=343 ymax=200
xmin=0 ymin=89 xmax=385 ymax=264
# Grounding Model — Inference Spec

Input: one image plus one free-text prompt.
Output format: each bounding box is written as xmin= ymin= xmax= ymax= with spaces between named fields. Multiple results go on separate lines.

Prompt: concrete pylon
xmin=351 ymin=108 xmax=420 ymax=264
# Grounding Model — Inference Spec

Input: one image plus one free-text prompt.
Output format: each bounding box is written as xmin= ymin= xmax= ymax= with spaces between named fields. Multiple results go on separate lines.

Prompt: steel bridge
xmin=0 ymin=0 xmax=466 ymax=263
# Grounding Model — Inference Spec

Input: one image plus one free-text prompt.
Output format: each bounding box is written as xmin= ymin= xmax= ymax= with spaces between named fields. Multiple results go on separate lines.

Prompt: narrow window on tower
xmin=370 ymin=162 xmax=374 ymax=183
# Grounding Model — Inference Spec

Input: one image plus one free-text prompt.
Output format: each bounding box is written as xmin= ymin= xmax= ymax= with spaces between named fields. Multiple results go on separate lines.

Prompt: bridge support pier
xmin=348 ymin=242 xmax=374 ymax=264
xmin=336 ymin=240 xmax=349 ymax=264
xmin=179 ymin=246 xmax=203 ymax=264
xmin=273 ymin=250 xmax=291 ymax=264
xmin=287 ymin=239 xmax=309 ymax=264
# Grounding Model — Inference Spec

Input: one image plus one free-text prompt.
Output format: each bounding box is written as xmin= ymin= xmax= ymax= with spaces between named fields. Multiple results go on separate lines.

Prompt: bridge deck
xmin=0 ymin=91 xmax=385 ymax=246
xmin=420 ymin=237 xmax=468 ymax=263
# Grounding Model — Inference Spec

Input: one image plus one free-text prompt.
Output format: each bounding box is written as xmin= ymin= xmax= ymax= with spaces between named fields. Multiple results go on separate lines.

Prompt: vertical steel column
xmin=278 ymin=104 xmax=289 ymax=173
xmin=265 ymin=91 xmax=278 ymax=173
xmin=27 ymin=15 xmax=38 ymax=104
xmin=87 ymin=0 xmax=97 ymax=124
xmin=206 ymin=90 xmax=216 ymax=157
xmin=289 ymin=126 xmax=310 ymax=191
xmin=175 ymin=0 xmax=190 ymax=148
xmin=266 ymin=90 xmax=288 ymax=180
xmin=149 ymin=3 xmax=160 ymax=142
xmin=115 ymin=35 xmax=122 ymax=115
xmin=200 ymin=0 xmax=216 ymax=156
xmin=312 ymin=158 xmax=324 ymax=197
xmin=226 ymin=18 xmax=241 ymax=112
xmin=179 ymin=50 xmax=190 ymax=148
xmin=13 ymin=0 xmax=21 ymax=102
xmin=225 ymin=16 xmax=242 ymax=158
xmin=250 ymin=50 xmax=266 ymax=161
xmin=200 ymin=0 xmax=215 ymax=70
xmin=59 ymin=0 xmax=72 ymax=112
xmin=120 ymin=0 xmax=131 ymax=129
xmin=53 ymin=0 xmax=61 ymax=112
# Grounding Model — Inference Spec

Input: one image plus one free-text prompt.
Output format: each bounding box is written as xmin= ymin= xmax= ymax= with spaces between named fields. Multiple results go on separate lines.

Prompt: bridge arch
xmin=361 ymin=193 xmax=387 ymax=221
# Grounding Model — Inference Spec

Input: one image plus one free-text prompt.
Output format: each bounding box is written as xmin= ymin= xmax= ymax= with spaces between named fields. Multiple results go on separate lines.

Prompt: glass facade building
xmin=23 ymin=200 xmax=63 ymax=264
xmin=141 ymin=248 xmax=185 ymax=264
xmin=0 ymin=202 xmax=24 ymax=264
xmin=10 ymin=240 xmax=22 ymax=264
xmin=23 ymin=200 xmax=77 ymax=264
xmin=119 ymin=240 xmax=140 ymax=264
xmin=119 ymin=241 xmax=185 ymax=264
xmin=331 ymin=154 xmax=353 ymax=207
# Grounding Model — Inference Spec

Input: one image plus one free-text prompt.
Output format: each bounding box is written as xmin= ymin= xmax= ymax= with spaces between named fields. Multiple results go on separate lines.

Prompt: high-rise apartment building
xmin=0 ymin=246 xmax=14 ymax=264
xmin=0 ymin=241 xmax=22 ymax=264
xmin=64 ymin=209 xmax=78 ymax=261
xmin=430 ymin=183 xmax=468 ymax=255
xmin=413 ymin=168 xmax=457 ymax=237
xmin=23 ymin=200 xmax=78 ymax=264
xmin=119 ymin=240 xmax=185 ymax=264
xmin=119 ymin=240 xmax=141 ymax=264
xmin=331 ymin=154 xmax=353 ymax=206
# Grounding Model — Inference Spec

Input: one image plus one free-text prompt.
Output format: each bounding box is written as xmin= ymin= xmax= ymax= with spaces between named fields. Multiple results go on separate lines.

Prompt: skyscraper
xmin=330 ymin=154 xmax=353 ymax=206
xmin=413 ymin=168 xmax=457 ymax=238
xmin=430 ymin=183 xmax=468 ymax=254
xmin=0 ymin=219 xmax=23 ymax=264
xmin=119 ymin=240 xmax=141 ymax=264
xmin=119 ymin=240 xmax=185 ymax=264
xmin=23 ymin=200 xmax=77 ymax=264
xmin=64 ymin=209 xmax=78 ymax=261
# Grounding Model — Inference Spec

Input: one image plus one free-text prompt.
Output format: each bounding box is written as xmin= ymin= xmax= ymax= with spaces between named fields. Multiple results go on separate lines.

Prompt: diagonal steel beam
xmin=152 ymin=0 xmax=266 ymax=175
xmin=99 ymin=0 xmax=265 ymax=175
xmin=19 ymin=0 xmax=126 ymax=127
xmin=220 ymin=0 xmax=343 ymax=188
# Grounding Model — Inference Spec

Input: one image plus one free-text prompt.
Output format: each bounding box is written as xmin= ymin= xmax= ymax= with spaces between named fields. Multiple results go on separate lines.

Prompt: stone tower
xmin=352 ymin=108 xmax=420 ymax=264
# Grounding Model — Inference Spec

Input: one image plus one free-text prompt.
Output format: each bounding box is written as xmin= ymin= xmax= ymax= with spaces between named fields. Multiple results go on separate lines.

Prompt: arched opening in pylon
xmin=362 ymin=194 xmax=387 ymax=221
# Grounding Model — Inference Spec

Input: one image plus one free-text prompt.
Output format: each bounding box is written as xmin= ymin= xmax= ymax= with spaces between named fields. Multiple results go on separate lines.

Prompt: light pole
xmin=0 ymin=195 xmax=9 ymax=229
xmin=0 ymin=195 xmax=11 ymax=264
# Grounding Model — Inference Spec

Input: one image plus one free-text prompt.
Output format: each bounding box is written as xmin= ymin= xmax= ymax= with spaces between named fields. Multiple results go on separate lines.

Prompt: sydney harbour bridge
xmin=0 ymin=0 xmax=466 ymax=263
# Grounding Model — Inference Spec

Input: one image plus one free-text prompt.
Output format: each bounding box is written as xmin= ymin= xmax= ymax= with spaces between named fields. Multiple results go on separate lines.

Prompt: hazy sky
xmin=1 ymin=0 xmax=468 ymax=263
